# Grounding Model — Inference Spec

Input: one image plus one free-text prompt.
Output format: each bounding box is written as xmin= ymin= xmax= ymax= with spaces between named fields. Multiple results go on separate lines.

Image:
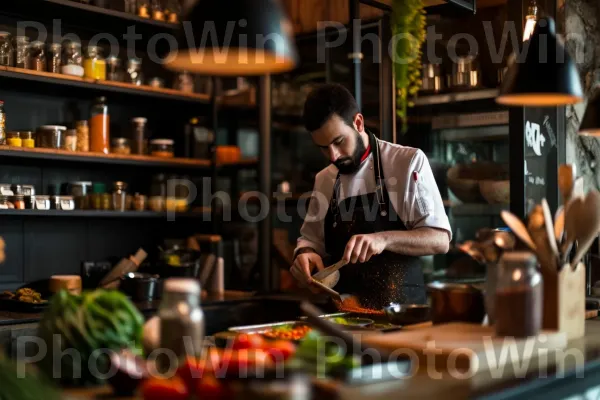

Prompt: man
xmin=290 ymin=84 xmax=451 ymax=308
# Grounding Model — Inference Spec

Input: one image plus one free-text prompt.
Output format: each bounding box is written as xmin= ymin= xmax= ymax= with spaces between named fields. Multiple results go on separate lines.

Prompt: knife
xmin=312 ymin=259 xmax=348 ymax=281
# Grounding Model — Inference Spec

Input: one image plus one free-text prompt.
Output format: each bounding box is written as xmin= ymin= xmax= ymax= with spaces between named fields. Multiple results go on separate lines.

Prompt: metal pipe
xmin=349 ymin=0 xmax=362 ymax=110
xmin=258 ymin=74 xmax=273 ymax=292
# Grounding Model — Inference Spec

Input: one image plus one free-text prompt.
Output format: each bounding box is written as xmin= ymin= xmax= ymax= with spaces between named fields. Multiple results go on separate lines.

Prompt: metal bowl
xmin=383 ymin=303 xmax=430 ymax=325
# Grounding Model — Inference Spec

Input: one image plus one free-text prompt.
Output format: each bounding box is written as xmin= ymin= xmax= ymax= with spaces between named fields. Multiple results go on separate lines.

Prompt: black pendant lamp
xmin=579 ymin=91 xmax=600 ymax=136
xmin=496 ymin=17 xmax=584 ymax=107
xmin=165 ymin=0 xmax=298 ymax=75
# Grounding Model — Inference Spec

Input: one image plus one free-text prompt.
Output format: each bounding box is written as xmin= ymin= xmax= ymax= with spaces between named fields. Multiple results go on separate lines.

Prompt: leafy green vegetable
xmin=0 ymin=356 xmax=61 ymax=400
xmin=290 ymin=330 xmax=360 ymax=377
xmin=37 ymin=289 xmax=144 ymax=386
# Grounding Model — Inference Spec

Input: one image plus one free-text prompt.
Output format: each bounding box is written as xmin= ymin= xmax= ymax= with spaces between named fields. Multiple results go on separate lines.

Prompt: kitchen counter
xmin=62 ymin=319 xmax=600 ymax=400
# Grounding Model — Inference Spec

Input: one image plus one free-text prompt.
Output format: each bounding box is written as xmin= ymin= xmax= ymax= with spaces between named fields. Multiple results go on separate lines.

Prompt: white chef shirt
xmin=295 ymin=138 xmax=452 ymax=258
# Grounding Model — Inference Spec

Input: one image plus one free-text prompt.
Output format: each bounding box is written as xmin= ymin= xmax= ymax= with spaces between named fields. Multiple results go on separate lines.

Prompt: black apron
xmin=324 ymin=133 xmax=427 ymax=309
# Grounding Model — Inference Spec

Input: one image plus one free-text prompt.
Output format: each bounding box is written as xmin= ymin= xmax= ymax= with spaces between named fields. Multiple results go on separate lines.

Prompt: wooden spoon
xmin=528 ymin=204 xmax=558 ymax=273
xmin=561 ymin=196 xmax=583 ymax=265
xmin=558 ymin=164 xmax=575 ymax=205
xmin=571 ymin=190 xmax=600 ymax=269
xmin=554 ymin=206 xmax=565 ymax=243
xmin=500 ymin=210 xmax=537 ymax=251
xmin=541 ymin=199 xmax=560 ymax=264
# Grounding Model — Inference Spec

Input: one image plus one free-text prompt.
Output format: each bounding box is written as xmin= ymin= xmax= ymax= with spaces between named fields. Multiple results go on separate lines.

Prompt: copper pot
xmin=428 ymin=281 xmax=485 ymax=324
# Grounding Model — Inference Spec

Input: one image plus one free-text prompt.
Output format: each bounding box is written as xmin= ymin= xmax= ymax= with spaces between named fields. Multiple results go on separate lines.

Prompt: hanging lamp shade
xmin=164 ymin=0 xmax=298 ymax=75
xmin=496 ymin=17 xmax=584 ymax=106
xmin=579 ymin=92 xmax=600 ymax=136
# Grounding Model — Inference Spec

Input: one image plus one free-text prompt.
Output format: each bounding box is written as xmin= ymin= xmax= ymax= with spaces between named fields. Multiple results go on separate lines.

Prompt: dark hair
xmin=302 ymin=83 xmax=359 ymax=132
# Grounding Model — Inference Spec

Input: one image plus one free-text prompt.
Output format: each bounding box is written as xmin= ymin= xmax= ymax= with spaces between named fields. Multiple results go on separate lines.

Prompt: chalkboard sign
xmin=523 ymin=107 xmax=560 ymax=215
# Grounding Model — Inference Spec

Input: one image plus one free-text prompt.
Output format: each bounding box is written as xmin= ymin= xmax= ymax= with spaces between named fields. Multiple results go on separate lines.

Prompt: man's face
xmin=311 ymin=114 xmax=366 ymax=174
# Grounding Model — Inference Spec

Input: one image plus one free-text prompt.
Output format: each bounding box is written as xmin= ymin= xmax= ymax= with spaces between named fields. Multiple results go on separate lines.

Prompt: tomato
xmin=196 ymin=375 xmax=230 ymax=400
xmin=176 ymin=357 xmax=206 ymax=393
xmin=219 ymin=349 xmax=272 ymax=378
xmin=140 ymin=376 xmax=189 ymax=400
xmin=265 ymin=340 xmax=296 ymax=363
xmin=231 ymin=333 xmax=265 ymax=350
xmin=199 ymin=347 xmax=222 ymax=372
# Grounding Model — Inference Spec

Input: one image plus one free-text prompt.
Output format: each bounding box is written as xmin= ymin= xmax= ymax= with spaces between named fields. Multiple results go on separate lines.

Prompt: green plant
xmin=392 ymin=0 xmax=427 ymax=134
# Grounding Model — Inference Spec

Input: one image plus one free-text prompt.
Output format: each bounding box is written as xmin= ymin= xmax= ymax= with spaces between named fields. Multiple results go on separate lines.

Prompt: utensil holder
xmin=541 ymin=262 xmax=585 ymax=340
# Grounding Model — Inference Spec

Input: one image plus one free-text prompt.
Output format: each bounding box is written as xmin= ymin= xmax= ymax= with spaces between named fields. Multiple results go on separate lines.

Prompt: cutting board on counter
xmin=363 ymin=323 xmax=567 ymax=375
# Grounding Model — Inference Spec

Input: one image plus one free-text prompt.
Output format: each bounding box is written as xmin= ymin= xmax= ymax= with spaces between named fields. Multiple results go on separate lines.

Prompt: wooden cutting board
xmin=363 ymin=323 xmax=567 ymax=375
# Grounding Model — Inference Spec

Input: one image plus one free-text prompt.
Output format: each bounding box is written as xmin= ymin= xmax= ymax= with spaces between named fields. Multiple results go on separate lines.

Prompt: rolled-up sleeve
xmin=401 ymin=150 xmax=452 ymax=240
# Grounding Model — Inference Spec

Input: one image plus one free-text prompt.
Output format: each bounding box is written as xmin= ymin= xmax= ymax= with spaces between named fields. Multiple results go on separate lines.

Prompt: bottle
xmin=151 ymin=0 xmax=165 ymax=21
xmin=495 ymin=251 xmax=543 ymax=338
xmin=90 ymin=97 xmax=109 ymax=154
xmin=131 ymin=117 xmax=147 ymax=155
xmin=159 ymin=278 xmax=204 ymax=369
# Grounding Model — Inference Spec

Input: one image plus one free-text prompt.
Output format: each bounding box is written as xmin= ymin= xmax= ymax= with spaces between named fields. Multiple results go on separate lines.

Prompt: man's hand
xmin=290 ymin=251 xmax=325 ymax=286
xmin=343 ymin=233 xmax=387 ymax=264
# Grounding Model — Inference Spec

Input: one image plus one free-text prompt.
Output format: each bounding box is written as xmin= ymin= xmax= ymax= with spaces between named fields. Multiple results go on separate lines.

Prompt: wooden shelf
xmin=450 ymin=203 xmax=508 ymax=216
xmin=413 ymin=89 xmax=499 ymax=106
xmin=0 ymin=209 xmax=212 ymax=218
xmin=0 ymin=146 xmax=258 ymax=172
xmin=0 ymin=67 xmax=210 ymax=104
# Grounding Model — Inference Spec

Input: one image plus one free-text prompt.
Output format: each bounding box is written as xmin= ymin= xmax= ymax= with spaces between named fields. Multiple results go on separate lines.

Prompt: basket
xmin=447 ymin=163 xmax=508 ymax=203
xmin=479 ymin=180 xmax=510 ymax=204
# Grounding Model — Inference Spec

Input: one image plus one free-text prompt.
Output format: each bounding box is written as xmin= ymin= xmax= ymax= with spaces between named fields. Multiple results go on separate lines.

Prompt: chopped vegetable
xmin=262 ymin=324 xmax=311 ymax=341
xmin=141 ymin=376 xmax=189 ymax=400
xmin=292 ymin=330 xmax=360 ymax=377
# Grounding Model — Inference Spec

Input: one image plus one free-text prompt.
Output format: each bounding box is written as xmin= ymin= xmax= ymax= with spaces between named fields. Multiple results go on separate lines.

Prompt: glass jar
xmin=151 ymin=0 xmax=165 ymax=21
xmin=133 ymin=193 xmax=146 ymax=211
xmin=37 ymin=125 xmax=66 ymax=149
xmin=20 ymin=131 xmax=35 ymax=148
xmin=111 ymin=138 xmax=131 ymax=155
xmin=6 ymin=131 xmax=21 ymax=147
xmin=126 ymin=57 xmax=143 ymax=85
xmin=47 ymin=43 xmax=62 ymax=73
xmin=132 ymin=117 xmax=147 ymax=155
xmin=75 ymin=120 xmax=89 ymax=152
xmin=148 ymin=77 xmax=164 ymax=88
xmin=137 ymin=0 xmax=150 ymax=18
xmin=14 ymin=36 xmax=29 ymax=69
xmin=174 ymin=71 xmax=194 ymax=93
xmin=63 ymin=129 xmax=77 ymax=151
xmin=90 ymin=97 xmax=109 ymax=154
xmin=150 ymin=139 xmax=174 ymax=158
xmin=62 ymin=41 xmax=84 ymax=77
xmin=158 ymin=278 xmax=204 ymax=369
xmin=149 ymin=173 xmax=166 ymax=212
xmin=91 ymin=182 xmax=111 ymax=210
xmin=10 ymin=194 xmax=25 ymax=210
xmin=112 ymin=181 xmax=127 ymax=211
xmin=70 ymin=181 xmax=92 ymax=210
xmin=84 ymin=46 xmax=106 ymax=80
xmin=28 ymin=40 xmax=46 ymax=72
xmin=0 ymin=32 xmax=13 ymax=67
xmin=124 ymin=0 xmax=136 ymax=13
xmin=164 ymin=0 xmax=181 ymax=23
xmin=106 ymin=55 xmax=122 ymax=81
xmin=495 ymin=251 xmax=543 ymax=338
xmin=0 ymin=195 xmax=9 ymax=209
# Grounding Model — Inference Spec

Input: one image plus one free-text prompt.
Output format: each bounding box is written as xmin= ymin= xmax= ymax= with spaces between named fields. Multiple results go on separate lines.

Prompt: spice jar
xmin=90 ymin=97 xmax=110 ymax=154
xmin=126 ymin=57 xmax=143 ymax=85
xmin=62 ymin=41 xmax=84 ymax=77
xmin=84 ymin=46 xmax=106 ymax=80
xmin=63 ymin=129 xmax=77 ymax=151
xmin=91 ymin=182 xmax=111 ymax=210
xmin=28 ymin=40 xmax=46 ymax=72
xmin=0 ymin=32 xmax=13 ymax=67
xmin=6 ymin=131 xmax=22 ymax=147
xmin=75 ymin=120 xmax=89 ymax=152
xmin=133 ymin=193 xmax=146 ymax=211
xmin=112 ymin=181 xmax=127 ymax=211
xmin=111 ymin=138 xmax=131 ymax=155
xmin=132 ymin=117 xmax=147 ymax=155
xmin=20 ymin=131 xmax=35 ymax=148
xmin=137 ymin=0 xmax=150 ymax=18
xmin=10 ymin=194 xmax=25 ymax=210
xmin=148 ymin=77 xmax=164 ymax=88
xmin=164 ymin=0 xmax=181 ymax=23
xmin=70 ymin=181 xmax=92 ymax=210
xmin=47 ymin=43 xmax=62 ymax=73
xmin=150 ymin=139 xmax=174 ymax=158
xmin=495 ymin=251 xmax=543 ymax=338
xmin=14 ymin=36 xmax=29 ymax=69
xmin=37 ymin=125 xmax=66 ymax=149
xmin=151 ymin=0 xmax=165 ymax=20
xmin=174 ymin=71 xmax=194 ymax=93
xmin=0 ymin=195 xmax=7 ymax=209
xmin=106 ymin=55 xmax=122 ymax=81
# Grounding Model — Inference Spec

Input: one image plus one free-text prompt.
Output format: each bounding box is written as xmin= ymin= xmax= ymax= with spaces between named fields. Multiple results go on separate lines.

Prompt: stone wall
xmin=561 ymin=0 xmax=600 ymax=191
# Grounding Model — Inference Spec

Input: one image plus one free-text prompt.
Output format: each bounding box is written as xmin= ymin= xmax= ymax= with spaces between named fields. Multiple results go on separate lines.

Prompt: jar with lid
xmin=106 ymin=55 xmax=122 ymax=81
xmin=164 ymin=0 xmax=181 ymax=23
xmin=0 ymin=32 xmax=13 ymax=67
xmin=20 ymin=131 xmax=35 ymax=148
xmin=126 ymin=57 xmax=143 ymax=85
xmin=47 ymin=43 xmax=62 ymax=73
xmin=149 ymin=173 xmax=166 ymax=212
xmin=84 ymin=46 xmax=106 ymax=80
xmin=133 ymin=193 xmax=146 ymax=211
xmin=174 ymin=71 xmax=194 ymax=93
xmin=14 ymin=36 xmax=29 ymax=69
xmin=111 ymin=138 xmax=131 ymax=155
xmin=0 ymin=195 xmax=8 ymax=210
xmin=6 ymin=131 xmax=21 ymax=147
xmin=28 ymin=41 xmax=46 ymax=72
xmin=70 ymin=181 xmax=92 ymax=209
xmin=10 ymin=194 xmax=25 ymax=210
xmin=158 ymin=278 xmax=204 ymax=369
xmin=112 ymin=181 xmax=127 ymax=211
xmin=151 ymin=0 xmax=165 ymax=21
xmin=137 ymin=0 xmax=150 ymax=18
xmin=132 ymin=117 xmax=147 ymax=155
xmin=90 ymin=97 xmax=109 ymax=154
xmin=495 ymin=251 xmax=543 ymax=338
xmin=91 ymin=182 xmax=111 ymax=210
xmin=37 ymin=125 xmax=66 ymax=149
xmin=62 ymin=41 xmax=84 ymax=77
xmin=63 ymin=129 xmax=77 ymax=151
xmin=75 ymin=120 xmax=89 ymax=152
xmin=150 ymin=139 xmax=174 ymax=158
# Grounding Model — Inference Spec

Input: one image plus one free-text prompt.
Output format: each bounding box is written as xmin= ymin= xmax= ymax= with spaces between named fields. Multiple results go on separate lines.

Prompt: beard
xmin=334 ymin=131 xmax=367 ymax=175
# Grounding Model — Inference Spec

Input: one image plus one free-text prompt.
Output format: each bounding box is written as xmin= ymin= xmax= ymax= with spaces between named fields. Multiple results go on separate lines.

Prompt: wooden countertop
xmin=63 ymin=319 xmax=600 ymax=400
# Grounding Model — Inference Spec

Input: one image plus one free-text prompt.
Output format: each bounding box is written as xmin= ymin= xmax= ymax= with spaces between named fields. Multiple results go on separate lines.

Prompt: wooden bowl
xmin=446 ymin=163 xmax=508 ymax=203
xmin=479 ymin=180 xmax=510 ymax=204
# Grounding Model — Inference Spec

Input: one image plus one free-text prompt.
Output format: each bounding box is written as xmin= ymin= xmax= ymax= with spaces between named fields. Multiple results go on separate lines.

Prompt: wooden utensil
xmin=310 ymin=278 xmax=342 ymax=301
xmin=561 ymin=196 xmax=583 ymax=265
xmin=313 ymin=259 xmax=348 ymax=281
xmin=541 ymin=199 xmax=560 ymax=263
xmin=570 ymin=190 xmax=600 ymax=269
xmin=500 ymin=211 xmax=537 ymax=251
xmin=558 ymin=164 xmax=575 ymax=204
xmin=554 ymin=206 xmax=565 ymax=243
xmin=528 ymin=205 xmax=557 ymax=273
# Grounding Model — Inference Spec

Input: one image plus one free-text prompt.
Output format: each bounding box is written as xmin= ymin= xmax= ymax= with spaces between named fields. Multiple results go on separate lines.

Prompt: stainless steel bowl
xmin=384 ymin=303 xmax=430 ymax=325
